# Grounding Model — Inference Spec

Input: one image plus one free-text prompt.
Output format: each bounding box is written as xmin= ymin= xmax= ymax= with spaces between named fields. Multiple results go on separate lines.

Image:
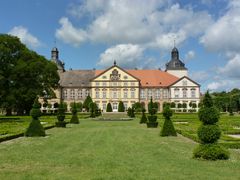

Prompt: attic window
xmin=146 ymin=82 xmax=149 ymax=85
xmin=159 ymin=82 xmax=162 ymax=84
xmin=102 ymin=76 xmax=107 ymax=79
xmin=124 ymin=76 xmax=128 ymax=79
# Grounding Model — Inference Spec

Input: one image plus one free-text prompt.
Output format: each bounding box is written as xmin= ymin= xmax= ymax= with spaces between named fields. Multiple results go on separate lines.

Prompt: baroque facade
xmin=42 ymin=47 xmax=200 ymax=112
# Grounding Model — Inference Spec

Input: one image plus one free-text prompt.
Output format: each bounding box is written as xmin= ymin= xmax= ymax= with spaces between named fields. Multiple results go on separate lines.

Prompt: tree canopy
xmin=0 ymin=34 xmax=59 ymax=115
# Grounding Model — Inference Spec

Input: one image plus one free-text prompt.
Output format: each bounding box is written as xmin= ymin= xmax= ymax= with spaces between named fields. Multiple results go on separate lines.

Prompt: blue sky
xmin=1 ymin=0 xmax=240 ymax=92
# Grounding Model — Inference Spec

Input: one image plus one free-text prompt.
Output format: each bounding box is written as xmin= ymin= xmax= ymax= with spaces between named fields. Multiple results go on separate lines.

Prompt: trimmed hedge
xmin=106 ymin=103 xmax=113 ymax=112
xmin=70 ymin=102 xmax=79 ymax=124
xmin=140 ymin=109 xmax=147 ymax=124
xmin=197 ymin=125 xmax=221 ymax=143
xmin=118 ymin=101 xmax=125 ymax=112
xmin=161 ymin=106 xmax=177 ymax=136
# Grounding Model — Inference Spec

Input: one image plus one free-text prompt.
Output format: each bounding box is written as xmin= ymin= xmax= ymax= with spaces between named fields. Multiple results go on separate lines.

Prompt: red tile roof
xmin=95 ymin=69 xmax=179 ymax=87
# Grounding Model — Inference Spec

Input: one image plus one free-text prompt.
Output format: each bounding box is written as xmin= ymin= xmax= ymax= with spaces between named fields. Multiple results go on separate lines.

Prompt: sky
xmin=1 ymin=0 xmax=240 ymax=92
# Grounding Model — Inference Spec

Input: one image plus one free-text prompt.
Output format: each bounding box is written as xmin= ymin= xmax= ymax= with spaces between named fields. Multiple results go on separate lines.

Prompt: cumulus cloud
xmin=55 ymin=17 xmax=88 ymax=46
xmin=190 ymin=70 xmax=208 ymax=82
xmin=218 ymin=54 xmax=240 ymax=78
xmin=207 ymin=79 xmax=240 ymax=91
xmin=97 ymin=44 xmax=144 ymax=68
xmin=57 ymin=1 xmax=213 ymax=49
xmin=8 ymin=26 xmax=41 ymax=48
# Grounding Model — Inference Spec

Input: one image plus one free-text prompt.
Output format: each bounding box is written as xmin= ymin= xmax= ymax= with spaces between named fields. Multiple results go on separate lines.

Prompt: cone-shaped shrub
xmin=193 ymin=91 xmax=229 ymax=160
xmin=70 ymin=102 xmax=79 ymax=124
xmin=118 ymin=101 xmax=125 ymax=112
xmin=83 ymin=95 xmax=93 ymax=112
xmin=25 ymin=98 xmax=45 ymax=137
xmin=89 ymin=102 xmax=98 ymax=118
xmin=140 ymin=108 xmax=147 ymax=124
xmin=106 ymin=102 xmax=113 ymax=112
xmin=160 ymin=105 xmax=177 ymax=136
xmin=56 ymin=101 xmax=67 ymax=127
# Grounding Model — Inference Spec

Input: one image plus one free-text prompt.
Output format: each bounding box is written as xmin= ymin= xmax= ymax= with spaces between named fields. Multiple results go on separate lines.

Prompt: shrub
xmin=56 ymin=101 xmax=67 ymax=127
xmin=70 ymin=102 xmax=79 ymax=124
xmin=194 ymin=91 xmax=229 ymax=160
xmin=197 ymin=125 xmax=221 ymax=144
xmin=193 ymin=144 xmax=229 ymax=160
xmin=89 ymin=102 xmax=97 ymax=118
xmin=147 ymin=97 xmax=158 ymax=128
xmin=198 ymin=107 xmax=220 ymax=125
xmin=25 ymin=98 xmax=45 ymax=137
xmin=160 ymin=106 xmax=176 ymax=136
xmin=140 ymin=108 xmax=147 ymax=124
xmin=83 ymin=95 xmax=93 ymax=112
xmin=106 ymin=103 xmax=113 ymax=112
xmin=148 ymin=97 xmax=156 ymax=115
xmin=118 ymin=101 xmax=125 ymax=112
xmin=133 ymin=102 xmax=143 ymax=112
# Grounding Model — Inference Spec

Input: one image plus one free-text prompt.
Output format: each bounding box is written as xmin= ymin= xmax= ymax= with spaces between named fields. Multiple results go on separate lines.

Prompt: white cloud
xmin=8 ymin=26 xmax=41 ymax=48
xmin=218 ymin=54 xmax=240 ymax=78
xmin=207 ymin=79 xmax=240 ymax=91
xmin=200 ymin=1 xmax=240 ymax=53
xmin=55 ymin=17 xmax=88 ymax=47
xmin=185 ymin=50 xmax=195 ymax=61
xmin=57 ymin=1 xmax=213 ymax=49
xmin=97 ymin=44 xmax=144 ymax=68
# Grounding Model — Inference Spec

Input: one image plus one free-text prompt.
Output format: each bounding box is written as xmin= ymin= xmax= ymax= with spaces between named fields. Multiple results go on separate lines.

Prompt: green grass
xmin=0 ymin=118 xmax=240 ymax=179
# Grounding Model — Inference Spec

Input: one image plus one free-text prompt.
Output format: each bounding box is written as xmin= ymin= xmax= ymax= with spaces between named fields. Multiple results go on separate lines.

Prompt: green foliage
xmin=106 ymin=103 xmax=113 ymax=112
xmin=197 ymin=125 xmax=221 ymax=144
xmin=89 ymin=102 xmax=98 ymax=118
xmin=118 ymin=101 xmax=125 ymax=112
xmin=70 ymin=102 xmax=79 ymax=124
xmin=25 ymin=98 xmax=45 ymax=137
xmin=140 ymin=109 xmax=147 ymax=124
xmin=148 ymin=97 xmax=157 ymax=115
xmin=163 ymin=102 xmax=171 ymax=109
xmin=162 ymin=106 xmax=173 ymax=120
xmin=160 ymin=119 xmax=177 ymax=136
xmin=56 ymin=101 xmax=66 ymax=127
xmin=132 ymin=102 xmax=143 ymax=112
xmin=161 ymin=106 xmax=176 ymax=136
xmin=194 ymin=91 xmax=229 ymax=160
xmin=198 ymin=107 xmax=220 ymax=125
xmin=147 ymin=115 xmax=157 ymax=123
xmin=127 ymin=107 xmax=135 ymax=118
xmin=0 ymin=34 xmax=59 ymax=115
xmin=25 ymin=118 xmax=46 ymax=137
xmin=83 ymin=95 xmax=93 ymax=112
xmin=193 ymin=144 xmax=229 ymax=160
xmin=70 ymin=102 xmax=83 ymax=112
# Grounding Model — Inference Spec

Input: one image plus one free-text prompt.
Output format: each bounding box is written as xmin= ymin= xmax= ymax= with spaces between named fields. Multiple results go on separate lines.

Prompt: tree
xmin=70 ymin=102 xmax=79 ymax=124
xmin=132 ymin=102 xmax=142 ymax=112
xmin=70 ymin=102 xmax=83 ymax=112
xmin=83 ymin=95 xmax=93 ymax=112
xmin=118 ymin=101 xmax=125 ymax=112
xmin=106 ymin=103 xmax=113 ymax=112
xmin=89 ymin=102 xmax=98 ymax=118
xmin=193 ymin=91 xmax=229 ymax=160
xmin=25 ymin=98 xmax=45 ymax=136
xmin=0 ymin=34 xmax=59 ymax=115
xmin=160 ymin=106 xmax=177 ymax=136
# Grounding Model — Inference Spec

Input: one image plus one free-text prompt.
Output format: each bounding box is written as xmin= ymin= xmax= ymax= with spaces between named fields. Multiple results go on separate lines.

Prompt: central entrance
xmin=113 ymin=102 xmax=118 ymax=112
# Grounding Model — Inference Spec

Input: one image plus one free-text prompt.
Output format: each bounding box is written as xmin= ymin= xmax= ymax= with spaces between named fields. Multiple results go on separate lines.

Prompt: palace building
xmin=43 ymin=47 xmax=200 ymax=112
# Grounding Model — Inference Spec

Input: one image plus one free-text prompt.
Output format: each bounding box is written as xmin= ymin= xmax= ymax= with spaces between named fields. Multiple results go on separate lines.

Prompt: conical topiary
xmin=118 ymin=101 xmax=125 ymax=112
xmin=146 ymin=97 xmax=158 ymax=128
xmin=140 ymin=108 xmax=147 ymax=124
xmin=106 ymin=102 xmax=113 ymax=112
xmin=160 ymin=105 xmax=177 ymax=136
xmin=25 ymin=97 xmax=45 ymax=137
xmin=56 ymin=101 xmax=67 ymax=127
xmin=70 ymin=102 xmax=79 ymax=124
xmin=193 ymin=91 xmax=229 ymax=160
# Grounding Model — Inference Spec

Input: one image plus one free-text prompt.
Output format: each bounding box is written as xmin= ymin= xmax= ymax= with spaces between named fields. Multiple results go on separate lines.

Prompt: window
xmin=102 ymin=82 xmax=107 ymax=86
xmin=174 ymin=88 xmax=179 ymax=98
xmin=183 ymin=88 xmax=187 ymax=98
xmin=163 ymin=89 xmax=168 ymax=99
xmin=102 ymin=89 xmax=107 ymax=98
xmin=123 ymin=89 xmax=128 ymax=98
xmin=140 ymin=89 xmax=145 ymax=99
xmin=96 ymin=82 xmax=100 ymax=86
xmin=86 ymin=89 xmax=89 ymax=96
xmin=113 ymin=103 xmax=118 ymax=110
xmin=131 ymin=82 xmax=135 ymax=86
xmin=102 ymin=76 xmax=107 ymax=79
xmin=113 ymin=90 xmax=117 ymax=98
xmin=191 ymin=88 xmax=196 ymax=98
xmin=131 ymin=89 xmax=135 ymax=98
xmin=95 ymin=89 xmax=100 ymax=98
xmin=124 ymin=82 xmax=128 ymax=86
xmin=63 ymin=89 xmax=68 ymax=99
xmin=102 ymin=103 xmax=106 ymax=110
xmin=113 ymin=82 xmax=117 ymax=86
xmin=155 ymin=89 xmax=161 ymax=99
xmin=124 ymin=76 xmax=128 ymax=79
xmin=70 ymin=89 xmax=75 ymax=99
xmin=148 ymin=89 xmax=152 ymax=99
xmin=78 ymin=89 xmax=82 ymax=99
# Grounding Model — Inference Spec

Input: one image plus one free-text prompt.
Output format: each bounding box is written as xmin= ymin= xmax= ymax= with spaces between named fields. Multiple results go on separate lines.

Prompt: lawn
xmin=0 ymin=117 xmax=240 ymax=179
